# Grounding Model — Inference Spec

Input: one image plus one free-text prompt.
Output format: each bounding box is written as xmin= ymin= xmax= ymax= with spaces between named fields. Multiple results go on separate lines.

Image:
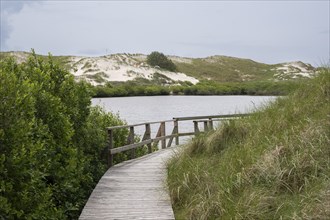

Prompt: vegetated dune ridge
xmin=0 ymin=51 xmax=318 ymax=86
xmin=70 ymin=54 xmax=199 ymax=85
xmin=167 ymin=69 xmax=330 ymax=219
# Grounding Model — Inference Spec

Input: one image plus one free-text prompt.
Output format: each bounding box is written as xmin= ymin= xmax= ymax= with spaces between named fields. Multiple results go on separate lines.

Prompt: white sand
xmin=69 ymin=54 xmax=199 ymax=86
xmin=274 ymin=61 xmax=315 ymax=79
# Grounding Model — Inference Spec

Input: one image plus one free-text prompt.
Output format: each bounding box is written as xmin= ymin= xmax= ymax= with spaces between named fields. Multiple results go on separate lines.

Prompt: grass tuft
xmin=167 ymin=68 xmax=330 ymax=219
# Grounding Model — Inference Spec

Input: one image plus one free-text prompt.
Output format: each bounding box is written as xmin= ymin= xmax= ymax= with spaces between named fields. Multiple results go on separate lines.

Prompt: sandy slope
xmin=273 ymin=61 xmax=315 ymax=79
xmin=69 ymin=54 xmax=199 ymax=86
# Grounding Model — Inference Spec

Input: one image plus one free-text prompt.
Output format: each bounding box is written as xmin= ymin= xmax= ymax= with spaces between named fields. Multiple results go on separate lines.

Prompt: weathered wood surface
xmin=79 ymin=147 xmax=177 ymax=220
xmin=106 ymin=113 xmax=250 ymax=166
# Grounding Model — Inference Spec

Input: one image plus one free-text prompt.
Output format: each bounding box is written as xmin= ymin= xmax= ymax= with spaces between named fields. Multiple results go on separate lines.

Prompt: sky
xmin=0 ymin=1 xmax=329 ymax=65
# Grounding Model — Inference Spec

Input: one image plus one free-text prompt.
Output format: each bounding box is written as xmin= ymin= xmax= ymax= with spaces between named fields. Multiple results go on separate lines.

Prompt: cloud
xmin=0 ymin=1 xmax=40 ymax=50
xmin=0 ymin=13 xmax=11 ymax=50
xmin=1 ymin=1 xmax=25 ymax=13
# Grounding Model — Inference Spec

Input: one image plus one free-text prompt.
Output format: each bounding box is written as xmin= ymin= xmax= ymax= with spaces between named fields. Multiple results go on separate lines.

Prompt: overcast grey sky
xmin=0 ymin=0 xmax=329 ymax=65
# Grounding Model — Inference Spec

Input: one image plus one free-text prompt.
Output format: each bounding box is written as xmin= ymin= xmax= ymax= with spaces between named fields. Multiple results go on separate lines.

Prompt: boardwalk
xmin=79 ymin=147 xmax=176 ymax=220
xmin=79 ymin=114 xmax=246 ymax=219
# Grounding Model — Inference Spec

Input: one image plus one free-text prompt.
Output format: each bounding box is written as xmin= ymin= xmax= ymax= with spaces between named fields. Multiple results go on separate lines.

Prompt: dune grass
xmin=173 ymin=56 xmax=276 ymax=82
xmin=167 ymin=69 xmax=330 ymax=219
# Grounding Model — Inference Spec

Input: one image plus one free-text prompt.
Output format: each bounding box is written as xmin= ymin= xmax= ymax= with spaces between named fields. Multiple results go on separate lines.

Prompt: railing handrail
xmin=106 ymin=119 xmax=175 ymax=130
xmin=106 ymin=113 xmax=250 ymax=130
xmin=106 ymin=113 xmax=250 ymax=167
xmin=173 ymin=113 xmax=250 ymax=121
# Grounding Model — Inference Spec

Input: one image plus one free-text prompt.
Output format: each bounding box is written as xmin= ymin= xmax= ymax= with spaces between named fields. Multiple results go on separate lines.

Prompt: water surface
xmin=92 ymin=96 xmax=276 ymax=142
xmin=92 ymin=96 xmax=275 ymax=122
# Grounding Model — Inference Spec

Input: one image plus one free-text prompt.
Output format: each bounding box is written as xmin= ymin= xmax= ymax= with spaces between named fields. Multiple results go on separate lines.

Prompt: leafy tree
xmin=146 ymin=51 xmax=177 ymax=72
xmin=0 ymin=51 xmax=128 ymax=219
xmin=0 ymin=57 xmax=63 ymax=218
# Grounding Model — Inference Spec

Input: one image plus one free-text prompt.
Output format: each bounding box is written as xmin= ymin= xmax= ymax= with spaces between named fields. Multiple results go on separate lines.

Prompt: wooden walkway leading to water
xmin=79 ymin=148 xmax=176 ymax=220
xmin=79 ymin=114 xmax=248 ymax=219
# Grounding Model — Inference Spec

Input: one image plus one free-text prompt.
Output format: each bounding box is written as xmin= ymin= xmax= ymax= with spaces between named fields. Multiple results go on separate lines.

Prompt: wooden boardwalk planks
xmin=79 ymin=148 xmax=176 ymax=220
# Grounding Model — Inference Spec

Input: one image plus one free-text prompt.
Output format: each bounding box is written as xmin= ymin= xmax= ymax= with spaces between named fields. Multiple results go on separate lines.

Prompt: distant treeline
xmin=92 ymin=80 xmax=304 ymax=97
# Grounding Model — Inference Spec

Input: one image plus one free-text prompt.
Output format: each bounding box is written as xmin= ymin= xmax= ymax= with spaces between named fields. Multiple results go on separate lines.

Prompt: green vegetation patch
xmin=147 ymin=51 xmax=177 ymax=72
xmin=92 ymin=79 xmax=302 ymax=97
xmin=174 ymin=56 xmax=277 ymax=82
xmin=86 ymin=72 xmax=107 ymax=83
xmin=167 ymin=69 xmax=330 ymax=219
xmin=0 ymin=52 xmax=129 ymax=219
xmin=152 ymin=72 xmax=174 ymax=85
xmin=82 ymin=61 xmax=93 ymax=69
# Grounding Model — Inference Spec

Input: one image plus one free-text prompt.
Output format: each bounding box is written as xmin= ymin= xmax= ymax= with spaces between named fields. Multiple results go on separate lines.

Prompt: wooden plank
xmin=160 ymin=122 xmax=166 ymax=149
xmin=153 ymin=135 xmax=174 ymax=142
xmin=128 ymin=126 xmax=135 ymax=159
xmin=167 ymin=127 xmax=176 ymax=148
xmin=194 ymin=118 xmax=237 ymax=122
xmin=209 ymin=118 xmax=214 ymax=130
xmin=107 ymin=129 xmax=114 ymax=167
xmin=212 ymin=117 xmax=237 ymax=121
xmin=79 ymin=148 xmax=176 ymax=220
xmin=178 ymin=132 xmax=195 ymax=136
xmin=174 ymin=120 xmax=179 ymax=145
xmin=194 ymin=121 xmax=200 ymax=134
xmin=154 ymin=123 xmax=162 ymax=145
xmin=174 ymin=113 xmax=250 ymax=121
xmin=143 ymin=123 xmax=152 ymax=153
xmin=193 ymin=119 xmax=209 ymax=122
xmin=203 ymin=121 xmax=209 ymax=132
xmin=110 ymin=140 xmax=153 ymax=154
xmin=106 ymin=119 xmax=174 ymax=130
xmin=106 ymin=113 xmax=250 ymax=131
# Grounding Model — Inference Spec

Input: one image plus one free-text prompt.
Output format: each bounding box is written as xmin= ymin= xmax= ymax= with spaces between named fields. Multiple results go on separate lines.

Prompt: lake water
xmin=92 ymin=95 xmax=276 ymax=144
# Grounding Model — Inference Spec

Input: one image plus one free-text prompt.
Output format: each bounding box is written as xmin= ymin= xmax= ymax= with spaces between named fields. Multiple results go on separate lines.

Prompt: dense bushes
xmin=146 ymin=51 xmax=177 ymax=71
xmin=92 ymin=79 xmax=301 ymax=97
xmin=93 ymin=84 xmax=170 ymax=97
xmin=0 ymin=52 xmax=127 ymax=219
xmin=180 ymin=80 xmax=301 ymax=96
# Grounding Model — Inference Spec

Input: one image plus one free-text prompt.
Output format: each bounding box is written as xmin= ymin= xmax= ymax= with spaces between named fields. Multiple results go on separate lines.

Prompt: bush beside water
xmin=92 ymin=79 xmax=302 ymax=97
xmin=0 ymin=52 xmax=128 ymax=219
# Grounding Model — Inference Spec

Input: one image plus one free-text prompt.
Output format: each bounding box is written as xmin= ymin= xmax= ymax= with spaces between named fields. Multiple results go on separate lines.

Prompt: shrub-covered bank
xmin=0 ymin=52 xmax=128 ymax=219
xmin=167 ymin=69 xmax=329 ymax=219
xmin=92 ymin=79 xmax=302 ymax=97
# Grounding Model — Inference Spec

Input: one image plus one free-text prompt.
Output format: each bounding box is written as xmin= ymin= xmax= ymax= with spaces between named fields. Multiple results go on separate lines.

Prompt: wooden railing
xmin=106 ymin=113 xmax=250 ymax=167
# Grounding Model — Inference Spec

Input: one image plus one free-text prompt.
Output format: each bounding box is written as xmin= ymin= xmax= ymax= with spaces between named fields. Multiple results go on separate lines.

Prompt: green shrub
xmin=147 ymin=51 xmax=177 ymax=72
xmin=0 ymin=51 xmax=128 ymax=219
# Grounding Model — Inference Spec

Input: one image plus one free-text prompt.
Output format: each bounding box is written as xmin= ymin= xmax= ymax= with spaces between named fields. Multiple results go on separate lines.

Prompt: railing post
xmin=145 ymin=123 xmax=152 ymax=153
xmin=174 ymin=119 xmax=179 ymax=145
xmin=104 ymin=114 xmax=251 ymax=166
xmin=209 ymin=118 xmax=214 ymax=130
xmin=204 ymin=121 xmax=209 ymax=132
xmin=107 ymin=129 xmax=114 ymax=168
xmin=154 ymin=124 xmax=161 ymax=148
xmin=128 ymin=126 xmax=135 ymax=159
xmin=161 ymin=122 xmax=166 ymax=149
xmin=167 ymin=120 xmax=178 ymax=148
xmin=194 ymin=121 xmax=200 ymax=134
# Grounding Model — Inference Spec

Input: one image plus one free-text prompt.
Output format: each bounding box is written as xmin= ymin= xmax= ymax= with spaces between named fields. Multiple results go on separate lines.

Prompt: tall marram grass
xmin=167 ymin=69 xmax=330 ymax=219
